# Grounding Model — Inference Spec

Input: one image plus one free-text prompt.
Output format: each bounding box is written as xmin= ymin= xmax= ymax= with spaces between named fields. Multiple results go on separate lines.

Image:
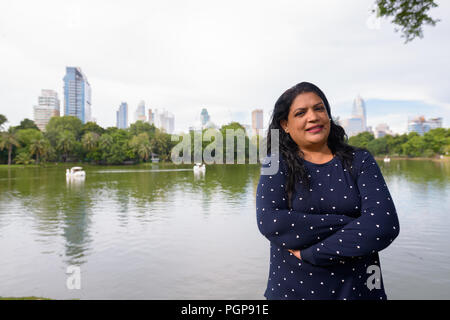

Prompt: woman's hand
xmin=288 ymin=249 xmax=302 ymax=260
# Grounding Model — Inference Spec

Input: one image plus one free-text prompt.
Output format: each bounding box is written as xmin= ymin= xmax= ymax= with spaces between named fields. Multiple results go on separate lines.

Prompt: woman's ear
xmin=280 ymin=120 xmax=288 ymax=133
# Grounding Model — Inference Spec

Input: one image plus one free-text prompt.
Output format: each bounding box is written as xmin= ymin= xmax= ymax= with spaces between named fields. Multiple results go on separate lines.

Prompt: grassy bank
xmin=0 ymin=296 xmax=52 ymax=300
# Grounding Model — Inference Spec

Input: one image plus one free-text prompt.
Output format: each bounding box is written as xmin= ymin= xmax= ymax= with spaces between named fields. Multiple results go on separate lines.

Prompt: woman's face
xmin=280 ymin=91 xmax=331 ymax=150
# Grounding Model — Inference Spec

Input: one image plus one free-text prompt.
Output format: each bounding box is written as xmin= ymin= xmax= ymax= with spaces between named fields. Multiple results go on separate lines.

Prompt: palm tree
xmin=0 ymin=131 xmax=21 ymax=165
xmin=130 ymin=133 xmax=152 ymax=162
xmin=82 ymin=132 xmax=100 ymax=152
xmin=29 ymin=138 xmax=50 ymax=164
xmin=99 ymin=134 xmax=113 ymax=150
xmin=57 ymin=131 xmax=76 ymax=162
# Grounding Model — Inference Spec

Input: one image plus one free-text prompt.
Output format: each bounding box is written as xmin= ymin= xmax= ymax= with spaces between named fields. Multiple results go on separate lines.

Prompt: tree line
xmin=348 ymin=129 xmax=449 ymax=158
xmin=0 ymin=115 xmax=260 ymax=165
xmin=1 ymin=114 xmax=448 ymax=165
xmin=0 ymin=115 xmax=176 ymax=165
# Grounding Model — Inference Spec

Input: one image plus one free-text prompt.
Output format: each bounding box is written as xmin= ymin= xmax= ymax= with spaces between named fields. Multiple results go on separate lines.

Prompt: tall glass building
xmin=63 ymin=67 xmax=92 ymax=124
xmin=116 ymin=102 xmax=128 ymax=129
xmin=352 ymin=95 xmax=367 ymax=131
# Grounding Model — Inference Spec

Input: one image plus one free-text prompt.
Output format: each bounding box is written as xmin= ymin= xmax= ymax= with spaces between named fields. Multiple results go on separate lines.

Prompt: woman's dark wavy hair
xmin=267 ymin=82 xmax=358 ymax=209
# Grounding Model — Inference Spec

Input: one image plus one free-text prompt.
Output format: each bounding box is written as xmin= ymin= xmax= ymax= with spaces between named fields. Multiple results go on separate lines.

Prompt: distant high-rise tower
xmin=148 ymin=108 xmax=154 ymax=125
xmin=63 ymin=67 xmax=91 ymax=124
xmin=352 ymin=95 xmax=367 ymax=131
xmin=154 ymin=109 xmax=174 ymax=133
xmin=407 ymin=116 xmax=443 ymax=135
xmin=134 ymin=100 xmax=146 ymax=122
xmin=342 ymin=95 xmax=367 ymax=137
xmin=33 ymin=89 xmax=60 ymax=131
xmin=375 ymin=123 xmax=393 ymax=138
xmin=116 ymin=102 xmax=128 ymax=129
xmin=252 ymin=109 xmax=264 ymax=136
xmin=200 ymin=108 xmax=210 ymax=127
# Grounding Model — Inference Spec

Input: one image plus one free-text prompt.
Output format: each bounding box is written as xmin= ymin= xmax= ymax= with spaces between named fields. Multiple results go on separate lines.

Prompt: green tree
xmin=130 ymin=132 xmax=152 ymax=162
xmin=385 ymin=133 xmax=408 ymax=155
xmin=150 ymin=130 xmax=172 ymax=161
xmin=348 ymin=132 xmax=375 ymax=149
xmin=0 ymin=131 xmax=21 ymax=165
xmin=129 ymin=121 xmax=156 ymax=138
xmin=82 ymin=132 xmax=100 ymax=152
xmin=402 ymin=135 xmax=425 ymax=156
xmin=98 ymin=133 xmax=113 ymax=163
xmin=45 ymin=116 xmax=83 ymax=146
xmin=16 ymin=128 xmax=43 ymax=147
xmin=14 ymin=150 xmax=34 ymax=165
xmin=422 ymin=128 xmax=449 ymax=154
xmin=367 ymin=136 xmax=388 ymax=155
xmin=13 ymin=118 xmax=39 ymax=131
xmin=99 ymin=129 xmax=133 ymax=164
xmin=375 ymin=0 xmax=440 ymax=43
xmin=99 ymin=133 xmax=113 ymax=150
xmin=81 ymin=122 xmax=105 ymax=136
xmin=56 ymin=130 xmax=76 ymax=162
xmin=29 ymin=138 xmax=50 ymax=164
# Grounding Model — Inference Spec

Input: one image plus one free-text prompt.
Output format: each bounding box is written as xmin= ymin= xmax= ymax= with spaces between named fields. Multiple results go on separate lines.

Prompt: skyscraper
xmin=63 ymin=67 xmax=92 ymax=124
xmin=148 ymin=108 xmax=154 ymax=125
xmin=154 ymin=109 xmax=174 ymax=133
xmin=252 ymin=109 xmax=264 ymax=136
xmin=200 ymin=108 xmax=210 ymax=127
xmin=116 ymin=102 xmax=128 ymax=129
xmin=33 ymin=89 xmax=60 ymax=131
xmin=374 ymin=123 xmax=393 ymax=138
xmin=341 ymin=117 xmax=364 ymax=137
xmin=341 ymin=95 xmax=368 ymax=137
xmin=407 ymin=116 xmax=443 ymax=135
xmin=134 ymin=100 xmax=146 ymax=123
xmin=352 ymin=95 xmax=367 ymax=131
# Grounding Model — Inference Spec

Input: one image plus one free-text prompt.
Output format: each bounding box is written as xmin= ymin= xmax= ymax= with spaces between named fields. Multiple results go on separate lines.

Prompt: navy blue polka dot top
xmin=256 ymin=149 xmax=400 ymax=300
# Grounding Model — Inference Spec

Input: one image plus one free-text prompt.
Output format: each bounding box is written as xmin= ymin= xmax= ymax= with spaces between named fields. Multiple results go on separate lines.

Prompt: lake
xmin=0 ymin=159 xmax=449 ymax=299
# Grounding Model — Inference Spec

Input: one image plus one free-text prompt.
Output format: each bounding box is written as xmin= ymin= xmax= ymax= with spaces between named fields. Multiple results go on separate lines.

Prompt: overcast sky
xmin=0 ymin=0 xmax=449 ymax=134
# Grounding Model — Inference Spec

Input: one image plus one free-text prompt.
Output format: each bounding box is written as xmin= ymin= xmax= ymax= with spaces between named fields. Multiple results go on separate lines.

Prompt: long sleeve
xmin=256 ymin=155 xmax=356 ymax=250
xmin=300 ymin=151 xmax=400 ymax=266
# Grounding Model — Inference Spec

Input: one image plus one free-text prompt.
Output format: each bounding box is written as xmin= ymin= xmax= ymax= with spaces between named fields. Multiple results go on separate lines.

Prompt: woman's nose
xmin=306 ymin=109 xmax=320 ymax=122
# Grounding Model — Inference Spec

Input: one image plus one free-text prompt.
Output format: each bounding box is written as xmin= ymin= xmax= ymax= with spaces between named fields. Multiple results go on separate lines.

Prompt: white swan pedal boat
xmin=66 ymin=166 xmax=86 ymax=179
xmin=193 ymin=163 xmax=206 ymax=173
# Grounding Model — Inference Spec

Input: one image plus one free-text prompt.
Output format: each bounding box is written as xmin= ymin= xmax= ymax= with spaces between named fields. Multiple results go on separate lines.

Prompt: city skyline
xmin=3 ymin=63 xmax=448 ymax=135
xmin=9 ymin=81 xmax=450 ymax=136
xmin=6 ymin=68 xmax=449 ymax=136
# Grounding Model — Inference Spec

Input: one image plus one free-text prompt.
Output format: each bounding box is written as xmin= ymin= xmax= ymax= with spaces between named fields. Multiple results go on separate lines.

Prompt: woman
xmin=256 ymin=82 xmax=400 ymax=300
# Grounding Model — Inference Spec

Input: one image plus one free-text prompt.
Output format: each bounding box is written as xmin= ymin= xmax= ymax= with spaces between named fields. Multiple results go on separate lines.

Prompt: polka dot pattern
xmin=256 ymin=150 xmax=399 ymax=300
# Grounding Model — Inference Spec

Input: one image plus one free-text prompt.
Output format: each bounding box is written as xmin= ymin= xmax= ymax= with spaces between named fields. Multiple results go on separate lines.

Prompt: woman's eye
xmin=295 ymin=112 xmax=304 ymax=117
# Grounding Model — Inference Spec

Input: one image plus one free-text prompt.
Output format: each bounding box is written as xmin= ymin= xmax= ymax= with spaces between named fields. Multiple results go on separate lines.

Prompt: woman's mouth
xmin=306 ymin=125 xmax=324 ymax=133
